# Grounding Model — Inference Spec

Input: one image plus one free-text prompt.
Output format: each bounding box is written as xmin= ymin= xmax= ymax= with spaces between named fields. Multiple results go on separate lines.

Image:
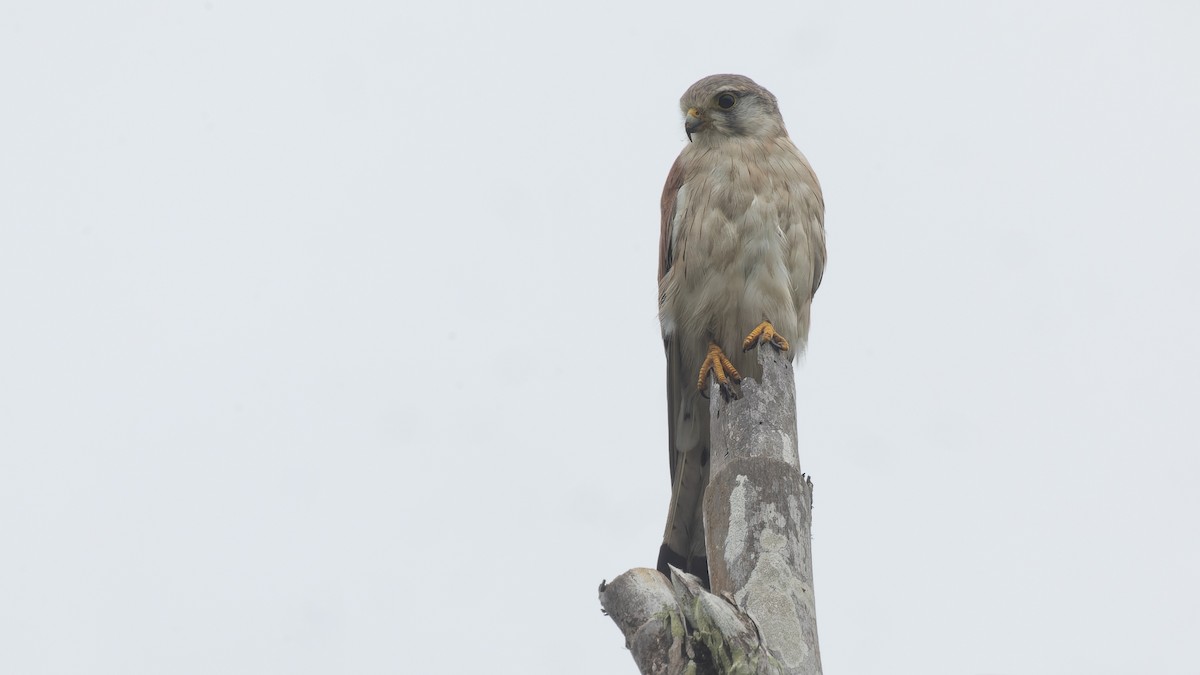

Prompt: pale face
xmin=679 ymin=74 xmax=787 ymax=142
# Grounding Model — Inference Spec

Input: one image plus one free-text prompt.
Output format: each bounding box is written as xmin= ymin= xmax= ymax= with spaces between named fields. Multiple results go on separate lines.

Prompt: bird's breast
xmin=660 ymin=140 xmax=819 ymax=361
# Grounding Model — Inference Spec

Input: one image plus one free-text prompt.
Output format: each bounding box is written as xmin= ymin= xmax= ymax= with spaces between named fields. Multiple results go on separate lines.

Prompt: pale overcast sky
xmin=2 ymin=1 xmax=1198 ymax=674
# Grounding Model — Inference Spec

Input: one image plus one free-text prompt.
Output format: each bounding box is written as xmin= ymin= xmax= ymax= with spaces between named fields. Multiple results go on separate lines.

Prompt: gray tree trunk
xmin=600 ymin=347 xmax=821 ymax=675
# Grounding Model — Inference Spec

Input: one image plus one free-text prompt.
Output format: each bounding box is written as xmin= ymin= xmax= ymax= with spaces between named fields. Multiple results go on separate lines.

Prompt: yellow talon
xmin=697 ymin=341 xmax=742 ymax=399
xmin=743 ymin=321 xmax=790 ymax=352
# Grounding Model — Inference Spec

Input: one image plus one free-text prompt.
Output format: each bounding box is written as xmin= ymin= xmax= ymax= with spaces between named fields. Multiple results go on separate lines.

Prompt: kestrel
xmin=657 ymin=74 xmax=826 ymax=586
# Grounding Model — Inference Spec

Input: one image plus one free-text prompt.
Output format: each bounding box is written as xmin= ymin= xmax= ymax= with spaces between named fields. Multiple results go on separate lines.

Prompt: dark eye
xmin=717 ymin=93 xmax=736 ymax=109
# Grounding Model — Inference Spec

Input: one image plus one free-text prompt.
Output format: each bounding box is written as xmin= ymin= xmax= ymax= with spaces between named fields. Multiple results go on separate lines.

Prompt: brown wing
xmin=658 ymin=152 xmax=711 ymax=579
xmin=659 ymin=154 xmax=686 ymax=284
xmin=803 ymin=159 xmax=827 ymax=297
xmin=659 ymin=153 xmax=687 ymax=483
xmin=811 ymin=219 xmax=827 ymax=296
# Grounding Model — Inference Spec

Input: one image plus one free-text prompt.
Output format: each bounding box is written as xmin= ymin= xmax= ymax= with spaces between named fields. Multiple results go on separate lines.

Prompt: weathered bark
xmin=598 ymin=569 xmax=692 ymax=675
xmin=600 ymin=565 xmax=784 ymax=675
xmin=601 ymin=347 xmax=821 ymax=675
xmin=704 ymin=347 xmax=821 ymax=674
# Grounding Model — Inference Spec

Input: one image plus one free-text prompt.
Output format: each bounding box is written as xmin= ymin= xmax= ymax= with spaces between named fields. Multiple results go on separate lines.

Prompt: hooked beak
xmin=684 ymin=107 xmax=703 ymax=141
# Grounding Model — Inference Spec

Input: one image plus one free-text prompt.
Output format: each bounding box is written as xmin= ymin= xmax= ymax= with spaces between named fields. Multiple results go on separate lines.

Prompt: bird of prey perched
xmin=657 ymin=74 xmax=826 ymax=586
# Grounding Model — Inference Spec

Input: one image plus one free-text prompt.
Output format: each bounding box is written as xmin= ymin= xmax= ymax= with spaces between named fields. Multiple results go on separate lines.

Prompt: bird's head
xmin=678 ymin=74 xmax=786 ymax=143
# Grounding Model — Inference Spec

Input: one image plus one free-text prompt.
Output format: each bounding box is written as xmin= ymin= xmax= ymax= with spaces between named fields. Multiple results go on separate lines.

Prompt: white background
xmin=2 ymin=1 xmax=1198 ymax=673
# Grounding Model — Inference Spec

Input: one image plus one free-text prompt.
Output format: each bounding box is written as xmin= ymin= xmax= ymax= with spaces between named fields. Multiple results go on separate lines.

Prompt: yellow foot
xmin=742 ymin=321 xmax=790 ymax=352
xmin=697 ymin=341 xmax=742 ymax=400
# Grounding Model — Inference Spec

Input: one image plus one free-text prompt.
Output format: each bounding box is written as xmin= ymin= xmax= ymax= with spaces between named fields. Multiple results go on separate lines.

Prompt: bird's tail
xmin=659 ymin=339 xmax=711 ymax=587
